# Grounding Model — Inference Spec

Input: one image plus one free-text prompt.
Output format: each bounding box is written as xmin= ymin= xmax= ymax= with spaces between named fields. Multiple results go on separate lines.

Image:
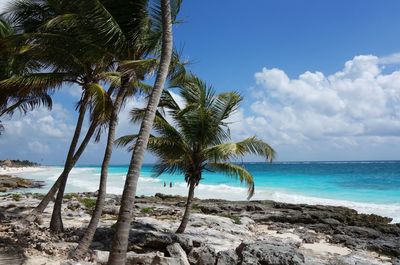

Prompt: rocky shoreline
xmin=0 ymin=192 xmax=399 ymax=264
xmin=0 ymin=174 xmax=45 ymax=192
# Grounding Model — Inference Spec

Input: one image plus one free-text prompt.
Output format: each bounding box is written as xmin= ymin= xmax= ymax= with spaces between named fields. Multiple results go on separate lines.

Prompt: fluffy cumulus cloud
xmin=0 ymin=95 xmax=149 ymax=164
xmin=1 ymin=54 xmax=399 ymax=163
xmin=0 ymin=104 xmax=76 ymax=163
xmin=231 ymin=54 xmax=400 ymax=161
xmin=0 ymin=1 xmax=11 ymax=12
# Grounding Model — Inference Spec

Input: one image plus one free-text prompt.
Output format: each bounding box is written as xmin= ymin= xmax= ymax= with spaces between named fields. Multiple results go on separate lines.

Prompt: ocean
xmin=12 ymin=161 xmax=400 ymax=223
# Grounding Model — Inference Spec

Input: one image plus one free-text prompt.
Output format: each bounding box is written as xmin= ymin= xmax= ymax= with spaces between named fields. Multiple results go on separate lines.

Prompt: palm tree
xmin=117 ymin=75 xmax=276 ymax=233
xmin=6 ymin=0 xmax=182 ymax=235
xmin=106 ymin=0 xmax=174 ymax=264
xmin=1 ymin=0 xmax=119 ymax=231
xmin=69 ymin=0 xmax=184 ymax=258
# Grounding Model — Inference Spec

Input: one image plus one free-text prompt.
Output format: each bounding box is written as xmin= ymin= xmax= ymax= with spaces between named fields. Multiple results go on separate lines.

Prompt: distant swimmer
xmin=164 ymin=181 xmax=166 ymax=187
xmin=170 ymin=182 xmax=173 ymax=188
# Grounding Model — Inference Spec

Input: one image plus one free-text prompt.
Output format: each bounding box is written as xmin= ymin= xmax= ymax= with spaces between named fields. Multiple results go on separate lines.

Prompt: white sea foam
xmin=261 ymin=190 xmax=400 ymax=223
xmin=9 ymin=166 xmax=400 ymax=224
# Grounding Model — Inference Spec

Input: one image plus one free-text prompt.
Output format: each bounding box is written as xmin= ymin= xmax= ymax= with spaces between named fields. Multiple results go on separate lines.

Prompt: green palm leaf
xmin=208 ymin=162 xmax=255 ymax=199
xmin=206 ymin=136 xmax=276 ymax=162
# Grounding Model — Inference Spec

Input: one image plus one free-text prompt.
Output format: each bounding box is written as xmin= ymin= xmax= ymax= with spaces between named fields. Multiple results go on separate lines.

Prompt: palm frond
xmin=119 ymin=58 xmax=158 ymax=79
xmin=115 ymin=134 xmax=138 ymax=149
xmin=208 ymin=162 xmax=255 ymax=199
xmin=205 ymin=137 xmax=276 ymax=162
xmin=0 ymin=72 xmax=68 ymax=97
xmin=85 ymin=82 xmax=113 ymax=123
xmin=0 ymin=17 xmax=13 ymax=38
xmin=0 ymin=92 xmax=52 ymax=116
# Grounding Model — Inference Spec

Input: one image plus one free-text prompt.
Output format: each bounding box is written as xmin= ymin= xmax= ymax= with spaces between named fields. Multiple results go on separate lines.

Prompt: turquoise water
xmin=88 ymin=160 xmax=400 ymax=204
xmin=11 ymin=160 xmax=400 ymax=222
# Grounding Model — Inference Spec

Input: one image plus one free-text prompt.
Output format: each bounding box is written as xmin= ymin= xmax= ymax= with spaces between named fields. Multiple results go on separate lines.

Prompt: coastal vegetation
xmin=0 ymin=159 xmax=40 ymax=167
xmin=4 ymin=0 xmax=396 ymax=264
xmin=116 ymin=74 xmax=275 ymax=233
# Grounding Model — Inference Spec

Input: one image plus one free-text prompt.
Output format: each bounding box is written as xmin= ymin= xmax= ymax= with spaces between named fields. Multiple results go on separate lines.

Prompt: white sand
xmin=301 ymin=241 xmax=351 ymax=255
xmin=0 ymin=166 xmax=47 ymax=175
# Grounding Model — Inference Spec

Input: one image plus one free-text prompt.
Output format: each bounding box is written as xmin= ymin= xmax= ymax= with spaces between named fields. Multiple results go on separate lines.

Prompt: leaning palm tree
xmin=69 ymin=0 xmax=183 ymax=258
xmin=1 ymin=0 xmax=120 ymax=231
xmin=117 ymin=75 xmax=276 ymax=233
xmin=106 ymin=0 xmax=174 ymax=264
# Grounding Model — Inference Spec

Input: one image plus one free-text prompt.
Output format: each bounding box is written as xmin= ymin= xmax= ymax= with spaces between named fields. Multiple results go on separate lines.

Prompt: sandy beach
xmin=0 ymin=166 xmax=47 ymax=175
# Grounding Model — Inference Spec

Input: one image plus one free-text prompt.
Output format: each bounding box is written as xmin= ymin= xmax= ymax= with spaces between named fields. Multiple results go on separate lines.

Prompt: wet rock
xmin=236 ymin=240 xmax=304 ymax=265
xmin=0 ymin=175 xmax=44 ymax=192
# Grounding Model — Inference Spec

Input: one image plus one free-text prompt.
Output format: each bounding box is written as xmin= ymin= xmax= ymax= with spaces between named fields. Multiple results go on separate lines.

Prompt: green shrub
xmin=79 ymin=198 xmax=97 ymax=212
xmin=141 ymin=207 xmax=154 ymax=214
xmin=31 ymin=193 xmax=45 ymax=200
xmin=11 ymin=193 xmax=22 ymax=201
xmin=67 ymin=204 xmax=80 ymax=211
xmin=219 ymin=213 xmax=242 ymax=225
xmin=64 ymin=193 xmax=78 ymax=200
xmin=230 ymin=215 xmax=242 ymax=225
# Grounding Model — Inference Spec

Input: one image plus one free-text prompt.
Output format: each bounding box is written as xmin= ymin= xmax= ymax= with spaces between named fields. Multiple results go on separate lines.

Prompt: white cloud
xmin=379 ymin=53 xmax=400 ymax=65
xmin=231 ymin=54 xmax=400 ymax=161
xmin=28 ymin=141 xmax=50 ymax=154
xmin=0 ymin=104 xmax=76 ymax=163
xmin=0 ymin=0 xmax=11 ymax=13
xmin=1 ymin=54 xmax=399 ymax=163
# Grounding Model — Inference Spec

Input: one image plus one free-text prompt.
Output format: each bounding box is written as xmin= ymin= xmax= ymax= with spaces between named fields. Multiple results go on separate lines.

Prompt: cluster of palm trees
xmin=0 ymin=0 xmax=275 ymax=264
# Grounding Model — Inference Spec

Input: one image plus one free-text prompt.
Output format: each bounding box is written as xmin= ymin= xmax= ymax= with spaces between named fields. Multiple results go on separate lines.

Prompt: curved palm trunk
xmin=50 ymin=101 xmax=88 ymax=232
xmin=107 ymin=1 xmax=173 ymax=264
xmin=176 ymin=180 xmax=196 ymax=233
xmin=73 ymin=86 xmax=126 ymax=259
xmin=25 ymin=120 xmax=97 ymax=223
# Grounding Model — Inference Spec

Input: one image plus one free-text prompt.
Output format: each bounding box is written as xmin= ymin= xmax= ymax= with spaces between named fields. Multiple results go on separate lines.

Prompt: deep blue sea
xmin=11 ymin=160 xmax=400 ymax=223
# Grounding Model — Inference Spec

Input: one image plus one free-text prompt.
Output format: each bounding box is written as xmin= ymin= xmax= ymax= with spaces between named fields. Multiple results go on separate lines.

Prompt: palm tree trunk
xmin=25 ymin=119 xmax=97 ymax=223
xmin=50 ymin=100 xmax=88 ymax=232
xmin=107 ymin=0 xmax=173 ymax=264
xmin=73 ymin=86 xmax=126 ymax=259
xmin=176 ymin=180 xmax=196 ymax=233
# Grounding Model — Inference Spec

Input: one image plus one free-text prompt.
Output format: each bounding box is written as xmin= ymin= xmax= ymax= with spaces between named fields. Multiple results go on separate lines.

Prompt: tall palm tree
xmin=117 ymin=75 xmax=276 ymax=233
xmin=1 ymin=0 xmax=118 ymax=231
xmin=64 ymin=0 xmax=181 ymax=255
xmin=106 ymin=0 xmax=174 ymax=264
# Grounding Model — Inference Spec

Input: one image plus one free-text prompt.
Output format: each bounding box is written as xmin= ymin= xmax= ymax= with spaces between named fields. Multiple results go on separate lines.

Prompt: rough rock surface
xmin=0 ymin=175 xmax=44 ymax=192
xmin=236 ymin=240 xmax=305 ymax=265
xmin=167 ymin=243 xmax=190 ymax=265
xmin=0 ymin=193 xmax=398 ymax=265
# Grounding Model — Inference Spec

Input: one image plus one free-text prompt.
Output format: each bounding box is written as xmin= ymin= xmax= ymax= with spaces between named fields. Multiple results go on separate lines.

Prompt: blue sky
xmin=1 ymin=0 xmax=400 ymax=165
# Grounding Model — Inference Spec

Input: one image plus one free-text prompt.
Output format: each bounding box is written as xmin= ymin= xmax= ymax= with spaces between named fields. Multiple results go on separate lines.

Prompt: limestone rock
xmin=167 ymin=243 xmax=190 ymax=265
xmin=236 ymin=240 xmax=305 ymax=265
xmin=216 ymin=249 xmax=238 ymax=265
xmin=188 ymin=246 xmax=217 ymax=265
